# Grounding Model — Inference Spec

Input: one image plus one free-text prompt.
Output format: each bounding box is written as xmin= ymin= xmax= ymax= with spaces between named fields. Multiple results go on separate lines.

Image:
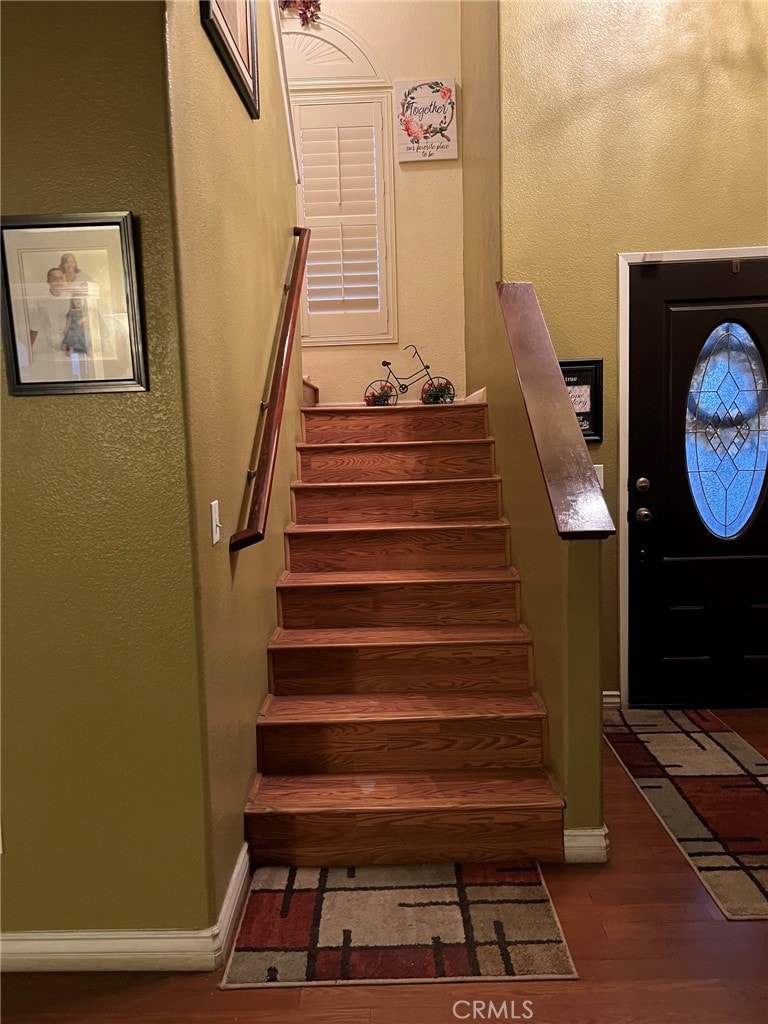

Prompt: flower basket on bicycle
xmin=364 ymin=380 xmax=398 ymax=406
xmin=363 ymin=345 xmax=455 ymax=406
xmin=421 ymin=377 xmax=455 ymax=404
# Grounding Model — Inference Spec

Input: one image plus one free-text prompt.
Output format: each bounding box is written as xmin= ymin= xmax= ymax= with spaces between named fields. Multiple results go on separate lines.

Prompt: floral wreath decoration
xmin=278 ymin=0 xmax=321 ymax=28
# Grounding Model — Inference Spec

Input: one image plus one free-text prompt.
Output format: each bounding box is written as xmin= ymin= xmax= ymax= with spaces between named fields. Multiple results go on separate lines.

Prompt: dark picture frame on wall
xmin=0 ymin=212 xmax=147 ymax=396
xmin=200 ymin=0 xmax=260 ymax=119
xmin=559 ymin=358 xmax=603 ymax=443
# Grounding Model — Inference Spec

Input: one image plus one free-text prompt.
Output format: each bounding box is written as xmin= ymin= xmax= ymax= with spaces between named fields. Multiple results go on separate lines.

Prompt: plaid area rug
xmin=222 ymin=861 xmax=577 ymax=987
xmin=604 ymin=708 xmax=768 ymax=919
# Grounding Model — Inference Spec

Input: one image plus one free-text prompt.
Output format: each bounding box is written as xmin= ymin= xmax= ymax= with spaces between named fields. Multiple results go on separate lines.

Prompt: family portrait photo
xmin=1 ymin=212 xmax=146 ymax=395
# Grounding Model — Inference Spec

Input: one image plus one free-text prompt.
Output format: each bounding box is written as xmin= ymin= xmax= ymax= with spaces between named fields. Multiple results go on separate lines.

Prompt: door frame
xmin=617 ymin=245 xmax=768 ymax=708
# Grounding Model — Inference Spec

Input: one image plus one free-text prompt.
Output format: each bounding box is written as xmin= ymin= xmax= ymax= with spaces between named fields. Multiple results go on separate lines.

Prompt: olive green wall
xmin=165 ymin=0 xmax=299 ymax=913
xmin=462 ymin=0 xmax=603 ymax=829
xmin=0 ymin=2 xmax=209 ymax=929
xmin=460 ymin=0 xmax=500 ymax=383
xmin=563 ymin=541 xmax=603 ymax=827
xmin=1 ymin=0 xmax=300 ymax=934
xmin=499 ymin=0 xmax=768 ymax=694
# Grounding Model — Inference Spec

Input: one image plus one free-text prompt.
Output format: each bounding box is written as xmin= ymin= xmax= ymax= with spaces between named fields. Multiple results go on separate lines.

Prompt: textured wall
xmin=299 ymin=0 xmax=467 ymax=404
xmin=499 ymin=0 xmax=768 ymax=693
xmin=460 ymin=0 xmax=501 ymax=366
xmin=166 ymin=0 xmax=300 ymax=913
xmin=0 ymin=2 xmax=209 ymax=930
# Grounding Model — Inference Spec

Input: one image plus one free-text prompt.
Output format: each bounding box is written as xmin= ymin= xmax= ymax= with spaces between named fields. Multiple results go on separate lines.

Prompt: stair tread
xmin=297 ymin=439 xmax=495 ymax=451
xmin=286 ymin=518 xmax=509 ymax=534
xmin=291 ymin=476 xmax=501 ymax=491
xmin=270 ymin=623 xmax=531 ymax=647
xmin=259 ymin=692 xmax=544 ymax=724
xmin=278 ymin=567 xmax=520 ymax=587
xmin=302 ymin=404 xmax=488 ymax=413
xmin=248 ymin=768 xmax=563 ymax=812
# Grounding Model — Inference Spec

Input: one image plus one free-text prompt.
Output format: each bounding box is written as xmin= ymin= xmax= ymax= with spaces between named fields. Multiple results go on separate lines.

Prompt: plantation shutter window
xmin=294 ymin=99 xmax=390 ymax=341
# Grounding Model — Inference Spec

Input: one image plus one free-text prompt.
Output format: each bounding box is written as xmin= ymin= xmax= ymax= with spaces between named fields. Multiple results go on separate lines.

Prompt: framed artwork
xmin=559 ymin=358 xmax=603 ymax=442
xmin=395 ymin=79 xmax=458 ymax=161
xmin=200 ymin=0 xmax=260 ymax=119
xmin=1 ymin=212 xmax=147 ymax=396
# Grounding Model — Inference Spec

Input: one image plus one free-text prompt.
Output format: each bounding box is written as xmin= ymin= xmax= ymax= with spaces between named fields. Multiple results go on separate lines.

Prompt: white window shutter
xmin=294 ymin=99 xmax=389 ymax=340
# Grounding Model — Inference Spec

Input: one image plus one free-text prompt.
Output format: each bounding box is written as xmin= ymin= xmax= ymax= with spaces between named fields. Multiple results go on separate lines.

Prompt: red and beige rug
xmin=222 ymin=861 xmax=577 ymax=987
xmin=604 ymin=708 xmax=768 ymax=919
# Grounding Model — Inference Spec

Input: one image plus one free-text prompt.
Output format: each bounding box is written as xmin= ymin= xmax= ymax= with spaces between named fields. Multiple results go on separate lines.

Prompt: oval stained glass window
xmin=685 ymin=322 xmax=768 ymax=539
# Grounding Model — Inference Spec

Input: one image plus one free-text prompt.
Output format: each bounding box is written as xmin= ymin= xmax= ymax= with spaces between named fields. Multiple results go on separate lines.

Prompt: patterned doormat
xmin=222 ymin=861 xmax=577 ymax=987
xmin=604 ymin=708 xmax=768 ymax=919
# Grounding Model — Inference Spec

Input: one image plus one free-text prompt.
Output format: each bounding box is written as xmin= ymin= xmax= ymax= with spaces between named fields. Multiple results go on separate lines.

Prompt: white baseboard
xmin=564 ymin=825 xmax=610 ymax=863
xmin=602 ymin=689 xmax=621 ymax=709
xmin=1 ymin=844 xmax=251 ymax=972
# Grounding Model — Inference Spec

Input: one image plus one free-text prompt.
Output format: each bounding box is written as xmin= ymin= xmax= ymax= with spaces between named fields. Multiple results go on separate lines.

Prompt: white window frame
xmin=293 ymin=89 xmax=398 ymax=348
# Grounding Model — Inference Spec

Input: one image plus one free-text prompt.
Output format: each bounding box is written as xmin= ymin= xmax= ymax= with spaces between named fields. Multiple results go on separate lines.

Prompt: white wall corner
xmin=564 ymin=825 xmax=610 ymax=864
xmin=460 ymin=387 xmax=487 ymax=404
xmin=0 ymin=844 xmax=251 ymax=973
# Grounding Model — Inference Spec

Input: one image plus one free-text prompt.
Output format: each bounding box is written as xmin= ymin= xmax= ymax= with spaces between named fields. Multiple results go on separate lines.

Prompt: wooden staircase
xmin=245 ymin=403 xmax=564 ymax=865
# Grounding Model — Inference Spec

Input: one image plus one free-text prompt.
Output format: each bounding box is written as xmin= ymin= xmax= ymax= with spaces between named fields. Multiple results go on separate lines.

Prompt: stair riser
xmin=299 ymin=442 xmax=495 ymax=482
xmin=258 ymin=718 xmax=545 ymax=774
xmin=286 ymin=526 xmax=509 ymax=572
xmin=292 ymin=480 xmax=501 ymax=524
xmin=247 ymin=808 xmax=564 ymax=866
xmin=272 ymin=643 xmax=536 ymax=692
xmin=271 ymin=644 xmax=532 ymax=694
xmin=302 ymin=407 xmax=488 ymax=444
xmin=278 ymin=581 xmax=520 ymax=628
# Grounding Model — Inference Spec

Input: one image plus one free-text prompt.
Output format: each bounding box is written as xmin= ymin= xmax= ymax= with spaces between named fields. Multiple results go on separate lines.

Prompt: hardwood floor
xmin=4 ymin=709 xmax=766 ymax=1024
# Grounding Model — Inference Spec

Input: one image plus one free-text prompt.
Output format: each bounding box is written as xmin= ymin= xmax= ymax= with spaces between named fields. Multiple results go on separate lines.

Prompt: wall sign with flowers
xmin=395 ymin=79 xmax=458 ymax=161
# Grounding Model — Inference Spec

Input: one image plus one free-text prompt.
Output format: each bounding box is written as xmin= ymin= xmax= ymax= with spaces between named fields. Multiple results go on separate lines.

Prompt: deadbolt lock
xmin=635 ymin=507 xmax=652 ymax=523
xmin=636 ymin=477 xmax=651 ymax=492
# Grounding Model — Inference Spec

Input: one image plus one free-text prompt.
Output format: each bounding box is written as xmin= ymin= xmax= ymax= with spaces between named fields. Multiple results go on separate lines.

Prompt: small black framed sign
xmin=1 ymin=212 xmax=147 ymax=396
xmin=559 ymin=358 xmax=603 ymax=442
xmin=200 ymin=0 xmax=260 ymax=119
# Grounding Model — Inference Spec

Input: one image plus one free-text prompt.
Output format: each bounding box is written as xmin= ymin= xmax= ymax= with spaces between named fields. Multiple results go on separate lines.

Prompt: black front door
xmin=628 ymin=258 xmax=768 ymax=708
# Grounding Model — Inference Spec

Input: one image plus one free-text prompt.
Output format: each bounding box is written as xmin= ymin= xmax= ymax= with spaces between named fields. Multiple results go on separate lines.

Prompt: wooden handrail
xmin=497 ymin=281 xmax=616 ymax=540
xmin=230 ymin=227 xmax=310 ymax=552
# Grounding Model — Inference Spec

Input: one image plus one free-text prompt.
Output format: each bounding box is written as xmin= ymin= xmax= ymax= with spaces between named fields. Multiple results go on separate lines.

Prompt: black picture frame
xmin=1 ymin=212 xmax=148 ymax=396
xmin=200 ymin=0 xmax=260 ymax=120
xmin=559 ymin=358 xmax=603 ymax=443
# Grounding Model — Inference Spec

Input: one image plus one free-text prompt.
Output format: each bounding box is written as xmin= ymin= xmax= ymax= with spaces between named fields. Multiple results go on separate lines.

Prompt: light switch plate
xmin=210 ymin=500 xmax=221 ymax=545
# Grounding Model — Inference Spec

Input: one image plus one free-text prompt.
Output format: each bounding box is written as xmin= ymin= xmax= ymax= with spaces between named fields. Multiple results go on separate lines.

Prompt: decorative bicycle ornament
xmin=364 ymin=345 xmax=455 ymax=406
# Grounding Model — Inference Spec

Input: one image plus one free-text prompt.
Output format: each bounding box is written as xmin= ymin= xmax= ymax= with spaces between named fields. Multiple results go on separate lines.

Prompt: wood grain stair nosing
xmin=276 ymin=567 xmax=521 ymax=588
xmin=257 ymin=691 xmax=547 ymax=725
xmin=297 ymin=438 xmax=496 ymax=452
xmin=290 ymin=475 xmax=502 ymax=493
xmin=285 ymin=517 xmax=510 ymax=535
xmin=268 ymin=624 xmax=532 ymax=649
xmin=246 ymin=769 xmax=564 ymax=814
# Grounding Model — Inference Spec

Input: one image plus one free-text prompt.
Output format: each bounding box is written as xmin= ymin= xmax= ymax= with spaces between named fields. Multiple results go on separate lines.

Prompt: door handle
xmin=635 ymin=507 xmax=652 ymax=523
